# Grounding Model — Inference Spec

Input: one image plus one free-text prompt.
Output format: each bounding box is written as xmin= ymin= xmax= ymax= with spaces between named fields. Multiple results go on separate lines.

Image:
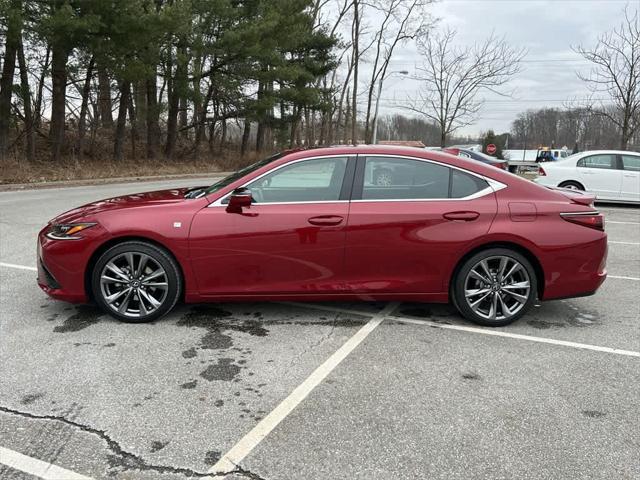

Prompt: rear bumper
xmin=540 ymin=236 xmax=608 ymax=300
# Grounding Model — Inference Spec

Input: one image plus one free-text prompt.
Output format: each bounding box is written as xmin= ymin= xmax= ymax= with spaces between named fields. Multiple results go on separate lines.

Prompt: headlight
xmin=46 ymin=222 xmax=97 ymax=240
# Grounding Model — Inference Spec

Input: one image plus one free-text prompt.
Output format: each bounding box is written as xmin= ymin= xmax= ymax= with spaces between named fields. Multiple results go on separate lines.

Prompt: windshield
xmin=196 ymin=152 xmax=286 ymax=197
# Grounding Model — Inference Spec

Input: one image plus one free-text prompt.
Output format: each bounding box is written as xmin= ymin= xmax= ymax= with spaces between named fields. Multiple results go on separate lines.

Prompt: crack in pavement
xmin=287 ymin=312 xmax=340 ymax=368
xmin=0 ymin=405 xmax=267 ymax=479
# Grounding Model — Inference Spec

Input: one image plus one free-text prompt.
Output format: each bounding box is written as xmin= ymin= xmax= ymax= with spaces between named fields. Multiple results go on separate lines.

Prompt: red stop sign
xmin=486 ymin=144 xmax=497 ymax=155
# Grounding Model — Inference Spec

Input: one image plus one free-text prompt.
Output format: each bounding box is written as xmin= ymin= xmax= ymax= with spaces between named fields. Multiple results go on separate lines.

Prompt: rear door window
xmin=360 ymin=157 xmax=489 ymax=200
xmin=621 ymin=155 xmax=640 ymax=172
xmin=577 ymin=155 xmax=616 ymax=169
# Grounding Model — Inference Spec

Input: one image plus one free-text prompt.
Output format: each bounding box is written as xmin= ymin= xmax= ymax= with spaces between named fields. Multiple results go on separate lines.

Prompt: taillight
xmin=496 ymin=162 xmax=507 ymax=170
xmin=561 ymin=212 xmax=604 ymax=231
xmin=538 ymin=166 xmax=546 ymax=176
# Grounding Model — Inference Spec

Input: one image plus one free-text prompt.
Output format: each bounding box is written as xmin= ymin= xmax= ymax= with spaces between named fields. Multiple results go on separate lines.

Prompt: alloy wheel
xmin=463 ymin=255 xmax=531 ymax=321
xmin=99 ymin=252 xmax=169 ymax=318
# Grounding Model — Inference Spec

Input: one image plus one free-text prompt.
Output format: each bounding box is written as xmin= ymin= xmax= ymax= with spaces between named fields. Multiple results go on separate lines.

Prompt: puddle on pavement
xmin=526 ymin=300 xmax=601 ymax=329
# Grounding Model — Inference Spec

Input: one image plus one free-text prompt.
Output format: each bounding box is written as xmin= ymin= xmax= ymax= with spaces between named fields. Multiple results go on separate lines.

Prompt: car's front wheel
xmin=92 ymin=241 xmax=182 ymax=323
xmin=452 ymin=248 xmax=537 ymax=327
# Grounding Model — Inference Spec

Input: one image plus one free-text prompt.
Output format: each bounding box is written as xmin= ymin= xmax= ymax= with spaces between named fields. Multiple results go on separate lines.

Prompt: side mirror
xmin=226 ymin=188 xmax=252 ymax=212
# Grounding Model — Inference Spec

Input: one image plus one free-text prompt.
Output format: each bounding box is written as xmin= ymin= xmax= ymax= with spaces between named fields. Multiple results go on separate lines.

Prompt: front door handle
xmin=443 ymin=211 xmax=480 ymax=222
xmin=308 ymin=215 xmax=344 ymax=226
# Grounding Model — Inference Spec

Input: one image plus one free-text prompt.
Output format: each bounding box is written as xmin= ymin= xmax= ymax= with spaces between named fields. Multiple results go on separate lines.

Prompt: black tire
xmin=452 ymin=248 xmax=537 ymax=327
xmin=92 ymin=241 xmax=182 ymax=323
xmin=558 ymin=180 xmax=584 ymax=191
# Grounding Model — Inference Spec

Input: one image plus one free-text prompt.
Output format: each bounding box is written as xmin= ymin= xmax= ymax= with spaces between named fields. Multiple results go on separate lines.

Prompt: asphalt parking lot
xmin=0 ymin=179 xmax=639 ymax=480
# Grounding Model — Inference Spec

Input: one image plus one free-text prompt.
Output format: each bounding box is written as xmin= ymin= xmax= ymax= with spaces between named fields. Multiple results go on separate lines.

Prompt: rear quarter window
xmin=451 ymin=169 xmax=490 ymax=198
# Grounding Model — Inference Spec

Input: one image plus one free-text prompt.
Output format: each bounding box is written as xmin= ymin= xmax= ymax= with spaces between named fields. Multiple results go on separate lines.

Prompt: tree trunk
xmin=76 ymin=56 xmax=95 ymax=159
xmin=128 ymin=86 xmax=137 ymax=159
xmin=134 ymin=80 xmax=147 ymax=142
xmin=146 ymin=75 xmax=160 ymax=158
xmin=0 ymin=5 xmax=18 ymax=160
xmin=49 ymin=44 xmax=69 ymax=162
xmin=97 ymin=65 xmax=113 ymax=128
xmin=241 ymin=120 xmax=251 ymax=157
xmin=114 ymin=80 xmax=130 ymax=161
xmin=34 ymin=46 xmax=50 ymax=129
xmin=17 ymin=36 xmax=35 ymax=162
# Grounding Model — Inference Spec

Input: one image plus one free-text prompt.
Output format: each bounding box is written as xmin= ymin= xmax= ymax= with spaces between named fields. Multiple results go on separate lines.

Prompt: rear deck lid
xmin=546 ymin=186 xmax=596 ymax=206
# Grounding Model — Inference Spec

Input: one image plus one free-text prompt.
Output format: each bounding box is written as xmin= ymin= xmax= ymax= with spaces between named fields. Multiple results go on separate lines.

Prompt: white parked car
xmin=534 ymin=150 xmax=640 ymax=204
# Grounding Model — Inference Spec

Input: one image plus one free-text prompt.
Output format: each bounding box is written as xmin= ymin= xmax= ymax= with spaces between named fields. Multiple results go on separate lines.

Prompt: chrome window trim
xmin=207 ymin=152 xmax=507 ymax=207
xmin=208 ymin=154 xmax=356 ymax=207
xmin=356 ymin=154 xmax=506 ymax=202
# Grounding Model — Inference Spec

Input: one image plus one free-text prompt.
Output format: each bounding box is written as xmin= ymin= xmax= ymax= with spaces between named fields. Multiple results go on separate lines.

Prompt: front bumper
xmin=37 ymin=224 xmax=108 ymax=303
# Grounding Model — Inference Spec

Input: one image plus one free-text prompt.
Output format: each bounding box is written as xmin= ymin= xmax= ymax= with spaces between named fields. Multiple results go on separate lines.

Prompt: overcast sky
xmin=371 ymin=0 xmax=632 ymax=137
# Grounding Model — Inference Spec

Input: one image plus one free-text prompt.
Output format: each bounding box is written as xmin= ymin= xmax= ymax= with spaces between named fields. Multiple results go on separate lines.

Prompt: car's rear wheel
xmin=453 ymin=248 xmax=537 ymax=327
xmin=92 ymin=241 xmax=181 ymax=323
xmin=558 ymin=180 xmax=584 ymax=191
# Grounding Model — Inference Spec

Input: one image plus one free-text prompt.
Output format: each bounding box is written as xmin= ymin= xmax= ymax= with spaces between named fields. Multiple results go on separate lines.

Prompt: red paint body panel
xmin=37 ymin=145 xmax=607 ymax=309
xmin=343 ymin=195 xmax=497 ymax=296
xmin=189 ymin=202 xmax=349 ymax=295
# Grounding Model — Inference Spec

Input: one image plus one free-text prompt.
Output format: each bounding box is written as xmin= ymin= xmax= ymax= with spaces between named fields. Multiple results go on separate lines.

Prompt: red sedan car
xmin=37 ymin=146 xmax=607 ymax=327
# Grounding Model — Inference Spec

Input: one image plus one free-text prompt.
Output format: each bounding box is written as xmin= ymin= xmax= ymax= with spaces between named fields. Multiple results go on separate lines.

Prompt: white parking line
xmin=287 ymin=302 xmax=640 ymax=358
xmin=391 ymin=317 xmax=640 ymax=357
xmin=609 ymin=241 xmax=640 ymax=245
xmin=0 ymin=446 xmax=93 ymax=480
xmin=0 ymin=262 xmax=36 ymax=271
xmin=209 ymin=302 xmax=400 ymax=475
xmin=607 ymin=220 xmax=640 ymax=225
xmin=0 ymin=262 xmax=38 ymax=272
xmin=608 ymin=275 xmax=640 ymax=281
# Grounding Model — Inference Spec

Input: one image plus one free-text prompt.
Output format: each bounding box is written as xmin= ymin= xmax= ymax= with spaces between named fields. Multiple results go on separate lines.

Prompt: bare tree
xmin=362 ymin=0 xmax=433 ymax=143
xmin=406 ymin=29 xmax=526 ymax=147
xmin=574 ymin=7 xmax=640 ymax=150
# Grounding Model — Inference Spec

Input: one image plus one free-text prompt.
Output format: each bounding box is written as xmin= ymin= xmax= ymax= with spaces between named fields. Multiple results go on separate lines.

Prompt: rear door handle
xmin=308 ymin=215 xmax=344 ymax=226
xmin=443 ymin=211 xmax=480 ymax=221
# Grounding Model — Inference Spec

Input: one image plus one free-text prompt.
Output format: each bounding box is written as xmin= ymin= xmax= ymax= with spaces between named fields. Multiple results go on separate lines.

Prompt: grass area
xmin=0 ymin=149 xmax=269 ymax=185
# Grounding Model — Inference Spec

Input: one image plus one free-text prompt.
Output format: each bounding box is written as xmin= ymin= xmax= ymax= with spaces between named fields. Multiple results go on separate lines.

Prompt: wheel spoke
xmin=118 ymin=289 xmax=133 ymax=313
xmin=141 ymin=268 xmax=164 ymax=283
xmin=479 ymin=260 xmax=493 ymax=280
xmin=135 ymin=254 xmax=149 ymax=278
xmin=497 ymin=294 xmax=514 ymax=316
xmin=497 ymin=257 xmax=509 ymax=281
xmin=142 ymin=282 xmax=168 ymax=289
xmin=502 ymin=289 xmax=528 ymax=303
xmin=503 ymin=263 xmax=522 ymax=282
xmin=138 ymin=293 xmax=149 ymax=316
xmin=469 ymin=269 xmax=491 ymax=284
xmin=139 ymin=289 xmax=161 ymax=309
xmin=465 ymin=287 xmax=490 ymax=299
xmin=101 ymin=274 xmax=122 ymax=284
xmin=124 ymin=252 xmax=135 ymax=273
xmin=469 ymin=290 xmax=492 ymax=308
xmin=105 ymin=287 xmax=131 ymax=305
xmin=489 ymin=292 xmax=498 ymax=320
xmin=502 ymin=281 xmax=530 ymax=290
xmin=105 ymin=263 xmax=129 ymax=282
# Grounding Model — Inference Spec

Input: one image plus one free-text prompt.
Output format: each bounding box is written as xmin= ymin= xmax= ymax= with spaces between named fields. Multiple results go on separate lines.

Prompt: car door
xmin=189 ymin=155 xmax=355 ymax=296
xmin=620 ymin=154 xmax=640 ymax=202
xmin=343 ymin=155 xmax=498 ymax=295
xmin=576 ymin=154 xmax=622 ymax=200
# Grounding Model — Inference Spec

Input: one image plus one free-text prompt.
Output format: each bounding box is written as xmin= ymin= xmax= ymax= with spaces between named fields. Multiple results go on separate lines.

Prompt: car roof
xmin=573 ymin=150 xmax=639 ymax=156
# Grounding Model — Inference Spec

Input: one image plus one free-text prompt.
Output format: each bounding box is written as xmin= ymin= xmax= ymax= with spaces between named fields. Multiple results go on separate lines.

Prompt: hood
xmin=50 ymin=187 xmax=206 ymax=224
